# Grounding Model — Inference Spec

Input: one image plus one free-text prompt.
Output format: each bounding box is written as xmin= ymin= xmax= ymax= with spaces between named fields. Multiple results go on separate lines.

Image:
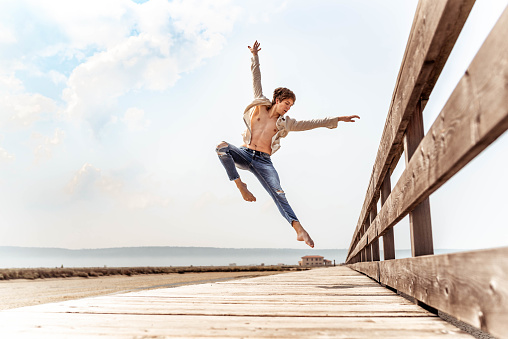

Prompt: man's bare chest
xmin=251 ymin=110 xmax=278 ymax=136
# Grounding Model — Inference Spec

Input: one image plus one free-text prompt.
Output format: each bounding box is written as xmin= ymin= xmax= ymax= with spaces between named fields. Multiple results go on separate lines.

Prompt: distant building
xmin=299 ymin=255 xmax=333 ymax=267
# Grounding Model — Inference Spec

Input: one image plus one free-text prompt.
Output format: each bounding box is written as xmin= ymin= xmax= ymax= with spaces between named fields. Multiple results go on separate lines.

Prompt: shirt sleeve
xmin=251 ymin=55 xmax=263 ymax=99
xmin=285 ymin=116 xmax=339 ymax=132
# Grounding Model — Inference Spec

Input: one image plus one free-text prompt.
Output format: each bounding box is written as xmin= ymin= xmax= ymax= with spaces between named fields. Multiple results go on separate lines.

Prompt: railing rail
xmin=345 ymin=1 xmax=508 ymax=338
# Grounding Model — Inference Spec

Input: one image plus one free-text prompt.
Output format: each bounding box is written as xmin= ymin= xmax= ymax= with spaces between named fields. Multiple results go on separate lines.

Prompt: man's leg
xmin=215 ymin=141 xmax=256 ymax=202
xmin=250 ymin=155 xmax=314 ymax=248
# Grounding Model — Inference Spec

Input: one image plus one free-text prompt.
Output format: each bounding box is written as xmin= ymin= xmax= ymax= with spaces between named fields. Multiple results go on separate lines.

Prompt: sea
xmin=0 ymin=246 xmax=463 ymax=268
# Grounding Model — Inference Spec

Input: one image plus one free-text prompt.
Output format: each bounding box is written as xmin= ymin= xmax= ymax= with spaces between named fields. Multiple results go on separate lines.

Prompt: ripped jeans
xmin=216 ymin=142 xmax=298 ymax=225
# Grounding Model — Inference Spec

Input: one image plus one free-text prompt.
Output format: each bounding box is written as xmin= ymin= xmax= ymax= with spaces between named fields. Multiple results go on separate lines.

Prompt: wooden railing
xmin=345 ymin=1 xmax=508 ymax=338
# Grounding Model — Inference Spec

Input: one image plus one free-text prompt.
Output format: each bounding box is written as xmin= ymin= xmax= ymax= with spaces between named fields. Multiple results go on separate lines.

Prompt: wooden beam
xmin=347 ymin=6 xmax=508 ymax=262
xmin=348 ymin=261 xmax=380 ymax=283
xmin=348 ymin=247 xmax=508 ymax=338
xmin=347 ymin=0 xmax=475 ymax=258
xmin=380 ymin=248 xmax=508 ymax=339
xmin=404 ymin=100 xmax=434 ymax=257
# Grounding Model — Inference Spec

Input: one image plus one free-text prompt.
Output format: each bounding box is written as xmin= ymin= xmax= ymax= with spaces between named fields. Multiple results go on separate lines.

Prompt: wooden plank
xmin=404 ymin=100 xmax=434 ymax=257
xmin=347 ymin=0 xmax=475 ymax=257
xmin=380 ymin=174 xmax=396 ymax=260
xmin=92 ymin=295 xmax=427 ymax=304
xmin=0 ymin=314 xmax=471 ymax=338
xmin=24 ymin=302 xmax=429 ymax=317
xmin=347 ymin=6 xmax=508 ymax=262
xmin=376 ymin=247 xmax=508 ymax=339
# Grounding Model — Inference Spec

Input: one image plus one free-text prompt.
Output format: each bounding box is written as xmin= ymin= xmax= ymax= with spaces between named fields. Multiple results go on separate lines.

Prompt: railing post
xmin=370 ymin=205 xmax=380 ymax=261
xmin=360 ymin=222 xmax=366 ymax=262
xmin=381 ymin=174 xmax=395 ymax=260
xmin=404 ymin=99 xmax=434 ymax=257
xmin=365 ymin=217 xmax=372 ymax=262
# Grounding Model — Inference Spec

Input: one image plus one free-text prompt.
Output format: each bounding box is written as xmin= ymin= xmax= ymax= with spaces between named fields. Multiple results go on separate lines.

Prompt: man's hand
xmin=338 ymin=115 xmax=360 ymax=122
xmin=248 ymin=40 xmax=261 ymax=55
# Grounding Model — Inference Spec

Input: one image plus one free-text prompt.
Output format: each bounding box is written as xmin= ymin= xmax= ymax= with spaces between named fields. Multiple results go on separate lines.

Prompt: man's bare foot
xmin=292 ymin=221 xmax=314 ymax=248
xmin=234 ymin=179 xmax=256 ymax=202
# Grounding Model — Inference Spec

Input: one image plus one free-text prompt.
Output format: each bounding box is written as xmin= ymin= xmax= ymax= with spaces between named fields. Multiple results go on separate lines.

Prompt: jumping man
xmin=216 ymin=41 xmax=360 ymax=248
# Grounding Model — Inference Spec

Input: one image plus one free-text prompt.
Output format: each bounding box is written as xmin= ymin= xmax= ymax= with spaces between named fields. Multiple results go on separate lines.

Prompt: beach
xmin=0 ymin=271 xmax=282 ymax=310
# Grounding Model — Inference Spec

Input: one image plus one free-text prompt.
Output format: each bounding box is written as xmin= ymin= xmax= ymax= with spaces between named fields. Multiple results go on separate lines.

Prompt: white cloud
xmin=24 ymin=0 xmax=136 ymax=52
xmin=57 ymin=0 xmax=240 ymax=129
xmin=0 ymin=73 xmax=23 ymax=92
xmin=0 ymin=24 xmax=16 ymax=44
xmin=0 ymin=72 xmax=57 ymax=127
xmin=61 ymin=33 xmax=179 ymax=122
xmin=122 ymin=107 xmax=150 ymax=130
xmin=31 ymin=128 xmax=65 ymax=164
xmin=48 ymin=70 xmax=67 ymax=85
xmin=5 ymin=93 xmax=57 ymax=127
xmin=0 ymin=0 xmax=241 ymax=131
xmin=0 ymin=146 xmax=15 ymax=164
xmin=66 ymin=163 xmax=102 ymax=197
xmin=66 ymin=163 xmax=169 ymax=209
xmin=246 ymin=1 xmax=288 ymax=23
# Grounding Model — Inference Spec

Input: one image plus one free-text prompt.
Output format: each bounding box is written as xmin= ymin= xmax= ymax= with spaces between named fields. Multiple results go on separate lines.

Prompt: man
xmin=216 ymin=40 xmax=359 ymax=248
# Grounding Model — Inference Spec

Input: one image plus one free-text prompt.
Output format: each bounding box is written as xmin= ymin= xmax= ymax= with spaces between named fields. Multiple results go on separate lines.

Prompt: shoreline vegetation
xmin=0 ymin=265 xmax=308 ymax=281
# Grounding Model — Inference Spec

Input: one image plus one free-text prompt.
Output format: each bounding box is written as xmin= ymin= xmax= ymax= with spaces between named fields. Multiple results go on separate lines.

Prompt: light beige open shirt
xmin=242 ymin=54 xmax=340 ymax=155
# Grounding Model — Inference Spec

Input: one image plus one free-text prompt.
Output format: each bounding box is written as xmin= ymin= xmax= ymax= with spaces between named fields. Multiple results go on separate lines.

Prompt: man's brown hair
xmin=271 ymin=87 xmax=296 ymax=107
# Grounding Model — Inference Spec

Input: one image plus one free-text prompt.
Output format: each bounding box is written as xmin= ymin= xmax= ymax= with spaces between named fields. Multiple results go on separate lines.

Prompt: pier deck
xmin=0 ymin=266 xmax=471 ymax=338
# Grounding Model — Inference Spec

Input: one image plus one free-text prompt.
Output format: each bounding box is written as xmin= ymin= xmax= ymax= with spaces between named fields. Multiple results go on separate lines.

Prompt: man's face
xmin=276 ymin=98 xmax=294 ymax=116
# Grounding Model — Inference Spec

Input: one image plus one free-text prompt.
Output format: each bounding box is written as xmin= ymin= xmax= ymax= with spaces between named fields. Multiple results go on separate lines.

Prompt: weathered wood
xmin=25 ymin=302 xmax=430 ymax=317
xmin=0 ymin=266 xmax=471 ymax=338
xmin=366 ymin=212 xmax=373 ymax=262
xmin=0 ymin=314 xmax=471 ymax=338
xmin=404 ymin=100 xmax=434 ymax=257
xmin=370 ymin=206 xmax=380 ymax=261
xmin=347 ymin=6 xmax=508 ymax=262
xmin=349 ymin=262 xmax=380 ymax=283
xmin=347 ymin=0 xmax=475 ymax=257
xmin=375 ymin=247 xmax=508 ymax=339
xmin=380 ymin=174 xmax=395 ymax=260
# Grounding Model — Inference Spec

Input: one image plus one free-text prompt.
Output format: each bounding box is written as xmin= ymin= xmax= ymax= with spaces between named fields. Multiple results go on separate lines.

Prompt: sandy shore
xmin=0 ymin=271 xmax=282 ymax=310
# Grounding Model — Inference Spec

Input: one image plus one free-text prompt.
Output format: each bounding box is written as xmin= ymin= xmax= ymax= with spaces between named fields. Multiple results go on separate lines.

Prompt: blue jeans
xmin=216 ymin=142 xmax=299 ymax=225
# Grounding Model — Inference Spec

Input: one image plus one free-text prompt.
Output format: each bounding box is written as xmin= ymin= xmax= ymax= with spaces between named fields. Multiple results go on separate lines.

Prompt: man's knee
xmin=216 ymin=141 xmax=229 ymax=155
xmin=274 ymin=188 xmax=287 ymax=199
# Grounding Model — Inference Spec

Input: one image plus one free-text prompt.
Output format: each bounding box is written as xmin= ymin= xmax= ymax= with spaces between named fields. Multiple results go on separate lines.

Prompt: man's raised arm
xmin=248 ymin=40 xmax=263 ymax=99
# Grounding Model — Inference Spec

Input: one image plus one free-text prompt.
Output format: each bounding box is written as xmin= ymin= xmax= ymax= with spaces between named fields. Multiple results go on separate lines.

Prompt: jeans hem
xmin=287 ymin=217 xmax=299 ymax=225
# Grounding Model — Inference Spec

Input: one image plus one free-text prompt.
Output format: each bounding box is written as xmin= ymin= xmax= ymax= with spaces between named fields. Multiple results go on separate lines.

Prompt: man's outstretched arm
xmin=287 ymin=115 xmax=360 ymax=132
xmin=248 ymin=40 xmax=264 ymax=99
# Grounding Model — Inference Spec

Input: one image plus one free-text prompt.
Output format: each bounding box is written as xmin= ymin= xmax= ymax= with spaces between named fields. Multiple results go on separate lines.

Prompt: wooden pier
xmin=0 ymin=266 xmax=472 ymax=338
xmin=1 ymin=0 xmax=506 ymax=337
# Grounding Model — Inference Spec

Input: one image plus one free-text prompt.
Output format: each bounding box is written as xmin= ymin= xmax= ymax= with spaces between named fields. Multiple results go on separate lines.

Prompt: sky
xmin=0 ymin=0 xmax=507 ymax=251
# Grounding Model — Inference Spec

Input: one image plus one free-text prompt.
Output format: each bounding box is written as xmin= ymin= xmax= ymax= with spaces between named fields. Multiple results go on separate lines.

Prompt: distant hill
xmin=0 ymin=246 xmax=347 ymax=268
xmin=0 ymin=246 xmax=465 ymax=268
